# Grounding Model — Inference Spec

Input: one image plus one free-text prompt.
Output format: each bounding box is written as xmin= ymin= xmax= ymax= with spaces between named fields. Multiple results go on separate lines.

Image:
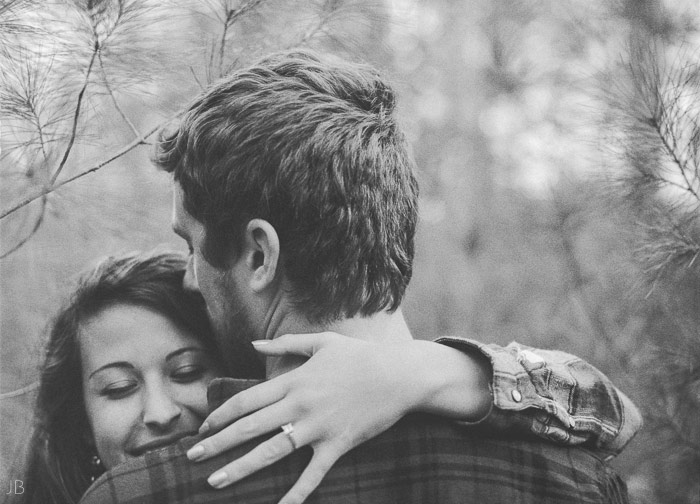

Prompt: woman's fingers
xmin=188 ymin=396 xmax=291 ymax=461
xmin=205 ymin=428 xmax=341 ymax=504
xmin=277 ymin=448 xmax=339 ymax=504
xmin=205 ymin=431 xmax=300 ymax=489
xmin=190 ymin=334 xmax=405 ymax=500
xmin=202 ymin=378 xmax=288 ymax=435
xmin=252 ymin=332 xmax=344 ymax=357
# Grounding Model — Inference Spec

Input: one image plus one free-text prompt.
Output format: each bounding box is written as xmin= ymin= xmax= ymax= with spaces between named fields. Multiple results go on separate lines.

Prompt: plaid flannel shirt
xmin=80 ymin=337 xmax=638 ymax=503
xmin=81 ymin=414 xmax=628 ymax=504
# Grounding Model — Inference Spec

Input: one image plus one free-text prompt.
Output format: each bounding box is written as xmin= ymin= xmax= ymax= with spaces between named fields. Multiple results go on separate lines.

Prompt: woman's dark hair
xmin=19 ymin=251 xmax=224 ymax=504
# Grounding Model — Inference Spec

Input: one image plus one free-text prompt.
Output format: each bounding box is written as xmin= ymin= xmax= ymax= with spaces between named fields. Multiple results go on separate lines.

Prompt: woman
xmin=17 ymin=251 xmax=639 ymax=504
xmin=19 ymin=250 xmax=489 ymax=503
xmin=19 ymin=251 xmax=230 ymax=504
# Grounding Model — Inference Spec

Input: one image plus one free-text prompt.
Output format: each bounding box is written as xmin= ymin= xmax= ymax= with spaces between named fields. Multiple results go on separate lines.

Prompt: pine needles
xmin=0 ymin=0 xmax=368 ymax=257
xmin=607 ymin=36 xmax=700 ymax=282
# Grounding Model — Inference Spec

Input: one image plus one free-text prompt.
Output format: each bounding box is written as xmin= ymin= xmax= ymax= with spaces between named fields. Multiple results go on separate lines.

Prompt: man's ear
xmin=242 ymin=219 xmax=280 ymax=293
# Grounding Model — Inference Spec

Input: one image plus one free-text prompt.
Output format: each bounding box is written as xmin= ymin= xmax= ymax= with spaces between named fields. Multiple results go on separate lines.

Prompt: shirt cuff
xmin=433 ymin=336 xmax=575 ymax=429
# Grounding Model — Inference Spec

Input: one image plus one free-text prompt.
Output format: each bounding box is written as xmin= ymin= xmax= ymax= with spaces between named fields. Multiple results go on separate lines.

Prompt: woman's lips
xmin=129 ymin=432 xmax=197 ymax=457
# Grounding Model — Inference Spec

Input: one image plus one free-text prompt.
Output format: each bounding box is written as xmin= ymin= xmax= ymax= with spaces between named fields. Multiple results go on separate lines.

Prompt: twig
xmin=216 ymin=0 xmax=266 ymax=77
xmin=652 ymin=114 xmax=700 ymax=201
xmin=0 ymin=195 xmax=46 ymax=259
xmin=0 ymin=113 xmax=178 ymax=221
xmin=287 ymin=0 xmax=355 ymax=50
xmin=189 ymin=66 xmax=204 ymax=90
xmin=98 ymin=49 xmax=140 ymax=138
xmin=0 ymin=380 xmax=39 ymax=399
xmin=217 ymin=9 xmax=233 ymax=78
xmin=49 ymin=41 xmax=100 ymax=185
xmin=295 ymin=10 xmax=331 ymax=47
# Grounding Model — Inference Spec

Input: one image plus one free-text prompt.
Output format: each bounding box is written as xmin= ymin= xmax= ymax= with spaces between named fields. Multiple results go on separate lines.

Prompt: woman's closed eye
xmin=101 ymin=380 xmax=138 ymax=399
xmin=171 ymin=365 xmax=206 ymax=383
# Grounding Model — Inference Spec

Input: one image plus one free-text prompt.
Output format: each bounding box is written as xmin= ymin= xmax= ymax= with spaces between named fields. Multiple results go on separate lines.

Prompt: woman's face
xmin=80 ymin=303 xmax=223 ymax=469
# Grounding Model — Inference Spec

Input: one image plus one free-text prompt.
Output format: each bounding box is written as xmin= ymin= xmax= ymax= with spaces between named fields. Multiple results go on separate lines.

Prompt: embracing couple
xmin=19 ymin=50 xmax=640 ymax=504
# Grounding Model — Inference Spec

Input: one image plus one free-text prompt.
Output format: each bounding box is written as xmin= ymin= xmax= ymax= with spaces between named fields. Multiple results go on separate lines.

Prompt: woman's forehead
xmin=79 ymin=303 xmax=201 ymax=369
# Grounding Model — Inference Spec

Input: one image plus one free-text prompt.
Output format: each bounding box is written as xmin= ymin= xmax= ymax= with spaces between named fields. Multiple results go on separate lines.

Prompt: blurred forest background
xmin=1 ymin=0 xmax=699 ymax=503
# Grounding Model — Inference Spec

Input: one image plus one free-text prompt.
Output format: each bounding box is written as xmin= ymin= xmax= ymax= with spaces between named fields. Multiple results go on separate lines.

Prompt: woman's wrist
xmin=406 ymin=340 xmax=494 ymax=421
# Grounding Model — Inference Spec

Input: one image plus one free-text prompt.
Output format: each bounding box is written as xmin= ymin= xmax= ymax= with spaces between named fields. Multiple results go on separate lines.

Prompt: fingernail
xmin=208 ymin=470 xmax=228 ymax=488
xmin=187 ymin=444 xmax=205 ymax=461
xmin=251 ymin=340 xmax=271 ymax=347
xmin=199 ymin=421 xmax=210 ymax=435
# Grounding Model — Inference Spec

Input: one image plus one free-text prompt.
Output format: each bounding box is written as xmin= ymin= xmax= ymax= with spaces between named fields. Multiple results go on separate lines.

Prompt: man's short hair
xmin=154 ymin=50 xmax=419 ymax=323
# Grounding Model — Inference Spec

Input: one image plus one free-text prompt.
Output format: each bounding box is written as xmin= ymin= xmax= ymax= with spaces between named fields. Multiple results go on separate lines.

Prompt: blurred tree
xmin=603 ymin=34 xmax=700 ymax=504
xmin=2 ymin=0 xmax=700 ymax=503
xmin=389 ymin=1 xmax=699 ymax=503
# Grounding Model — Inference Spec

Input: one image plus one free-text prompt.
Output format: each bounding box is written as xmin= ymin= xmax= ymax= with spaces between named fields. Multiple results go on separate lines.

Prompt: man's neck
xmin=264 ymin=307 xmax=412 ymax=379
xmin=327 ymin=309 xmax=413 ymax=343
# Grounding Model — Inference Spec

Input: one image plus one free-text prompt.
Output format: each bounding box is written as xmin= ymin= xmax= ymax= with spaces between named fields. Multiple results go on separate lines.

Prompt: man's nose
xmin=142 ymin=385 xmax=182 ymax=431
xmin=182 ymin=255 xmax=200 ymax=293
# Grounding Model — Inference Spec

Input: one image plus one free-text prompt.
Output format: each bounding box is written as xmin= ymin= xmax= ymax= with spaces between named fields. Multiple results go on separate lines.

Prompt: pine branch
xmin=608 ymin=37 xmax=700 ymax=280
xmin=649 ymin=116 xmax=700 ymax=200
xmin=294 ymin=0 xmax=353 ymax=49
xmin=0 ymin=0 xmax=379 ymax=252
xmin=216 ymin=0 xmax=266 ymax=77
xmin=295 ymin=15 xmax=330 ymax=48
xmin=0 ymin=0 xmax=37 ymax=38
xmin=98 ymin=49 xmax=139 ymax=138
xmin=49 ymin=40 xmax=99 ymax=185
xmin=0 ymin=114 xmax=176 ymax=221
xmin=217 ymin=9 xmax=232 ymax=78
xmin=0 ymin=195 xmax=45 ymax=259
xmin=634 ymin=207 xmax=700 ymax=276
xmin=617 ymin=41 xmax=700 ymax=202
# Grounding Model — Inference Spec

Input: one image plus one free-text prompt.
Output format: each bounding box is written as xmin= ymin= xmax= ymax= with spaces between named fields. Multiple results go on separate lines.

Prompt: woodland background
xmin=1 ymin=1 xmax=699 ymax=503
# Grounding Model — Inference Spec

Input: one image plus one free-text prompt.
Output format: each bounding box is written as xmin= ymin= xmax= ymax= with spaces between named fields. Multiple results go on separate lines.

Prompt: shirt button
xmin=511 ymin=389 xmax=522 ymax=402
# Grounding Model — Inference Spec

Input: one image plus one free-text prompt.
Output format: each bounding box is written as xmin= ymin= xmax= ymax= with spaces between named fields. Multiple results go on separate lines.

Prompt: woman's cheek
xmin=91 ymin=398 xmax=139 ymax=469
xmin=174 ymin=381 xmax=211 ymax=419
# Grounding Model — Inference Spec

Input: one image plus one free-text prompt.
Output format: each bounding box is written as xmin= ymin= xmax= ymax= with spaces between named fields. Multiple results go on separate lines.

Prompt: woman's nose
xmin=142 ymin=384 xmax=182 ymax=431
xmin=182 ymin=255 xmax=200 ymax=293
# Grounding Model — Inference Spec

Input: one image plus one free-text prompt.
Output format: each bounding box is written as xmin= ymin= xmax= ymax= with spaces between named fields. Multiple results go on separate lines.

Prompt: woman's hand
xmin=186 ymin=332 xmax=492 ymax=504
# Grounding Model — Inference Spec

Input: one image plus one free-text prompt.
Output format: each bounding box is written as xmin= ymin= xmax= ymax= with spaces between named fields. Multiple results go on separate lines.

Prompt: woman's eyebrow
xmin=166 ymin=347 xmax=206 ymax=361
xmin=88 ymin=349 xmax=207 ymax=379
xmin=88 ymin=362 xmax=134 ymax=380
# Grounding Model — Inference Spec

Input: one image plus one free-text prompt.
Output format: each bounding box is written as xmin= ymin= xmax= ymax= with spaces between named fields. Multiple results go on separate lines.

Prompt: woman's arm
xmin=187 ymin=333 xmax=641 ymax=504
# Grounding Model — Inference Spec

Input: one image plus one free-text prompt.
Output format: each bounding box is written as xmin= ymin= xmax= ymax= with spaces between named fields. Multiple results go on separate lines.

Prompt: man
xmin=81 ymin=50 xmax=639 ymax=504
